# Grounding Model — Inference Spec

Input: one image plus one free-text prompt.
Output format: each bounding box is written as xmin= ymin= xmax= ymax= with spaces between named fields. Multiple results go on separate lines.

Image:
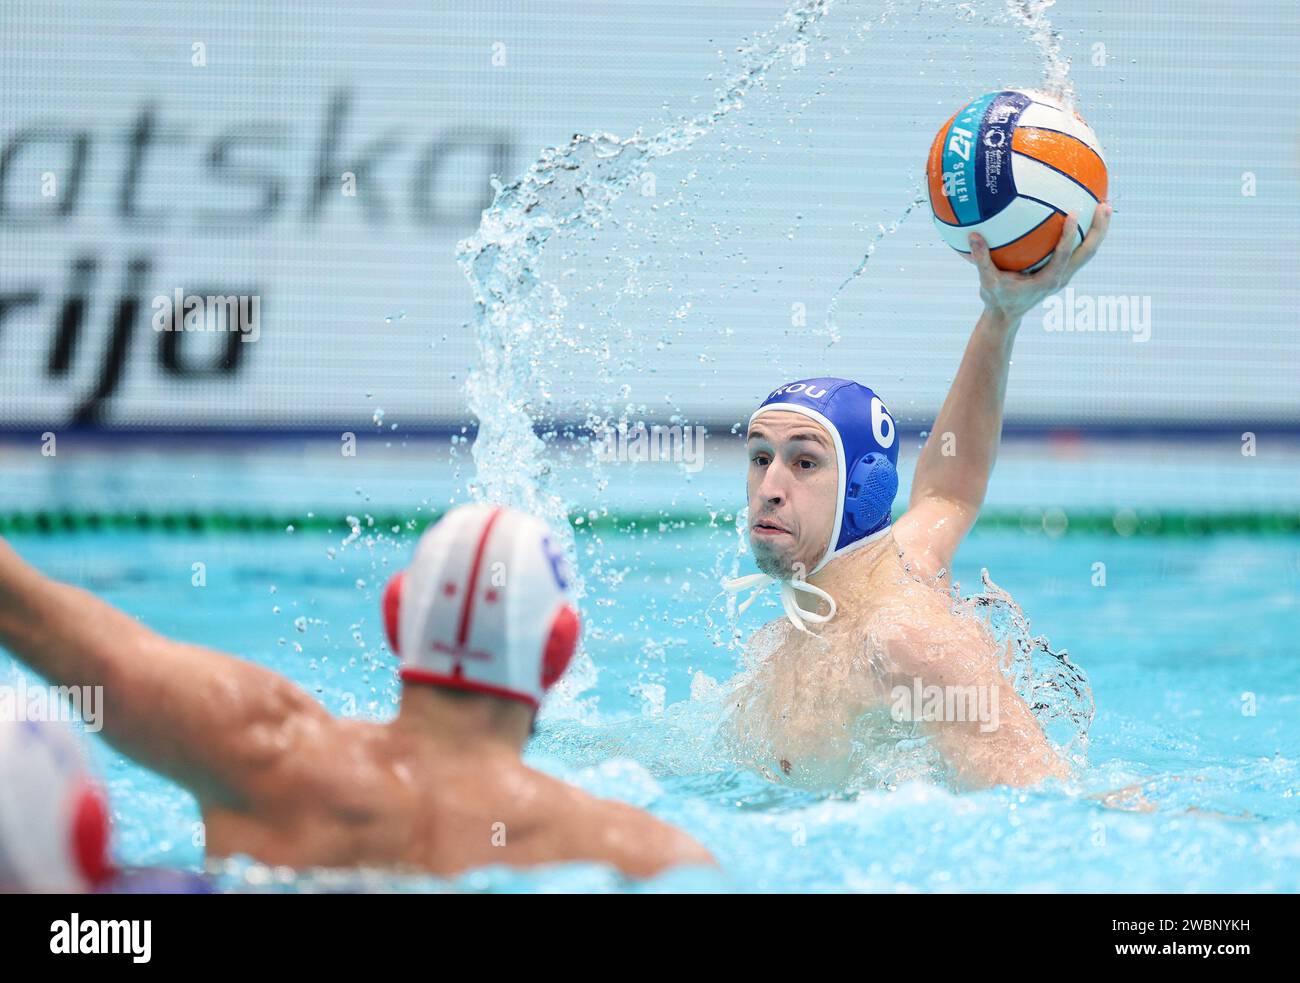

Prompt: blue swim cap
xmin=750 ymin=377 xmax=900 ymax=573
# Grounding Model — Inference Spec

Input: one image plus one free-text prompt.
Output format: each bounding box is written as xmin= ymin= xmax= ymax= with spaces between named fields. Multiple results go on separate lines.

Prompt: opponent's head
xmin=382 ymin=504 xmax=580 ymax=726
xmin=745 ymin=378 xmax=899 ymax=579
xmin=0 ymin=719 xmax=113 ymax=892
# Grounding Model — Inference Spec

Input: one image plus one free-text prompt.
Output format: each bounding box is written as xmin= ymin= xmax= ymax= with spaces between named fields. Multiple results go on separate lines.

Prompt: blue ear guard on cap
xmin=751 ymin=377 xmax=900 ymax=572
xmin=845 ymin=451 xmax=899 ymax=537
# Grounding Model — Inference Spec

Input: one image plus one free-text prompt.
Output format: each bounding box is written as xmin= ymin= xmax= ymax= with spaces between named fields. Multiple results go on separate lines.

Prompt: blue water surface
xmin=5 ymin=509 xmax=1298 ymax=892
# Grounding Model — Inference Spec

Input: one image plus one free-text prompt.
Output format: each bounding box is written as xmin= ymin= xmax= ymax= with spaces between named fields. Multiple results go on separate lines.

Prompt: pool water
xmin=3 ymin=0 xmax=1298 ymax=896
xmin=5 ymin=469 xmax=1298 ymax=892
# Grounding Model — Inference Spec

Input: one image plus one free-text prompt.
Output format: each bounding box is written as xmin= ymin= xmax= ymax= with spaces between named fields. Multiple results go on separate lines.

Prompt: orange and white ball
xmin=926 ymin=89 xmax=1108 ymax=271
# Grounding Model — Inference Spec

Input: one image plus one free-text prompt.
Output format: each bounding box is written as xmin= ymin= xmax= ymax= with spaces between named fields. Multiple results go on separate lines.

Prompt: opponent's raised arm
xmin=0 ymin=538 xmax=326 ymax=808
xmin=893 ymin=203 xmax=1110 ymax=580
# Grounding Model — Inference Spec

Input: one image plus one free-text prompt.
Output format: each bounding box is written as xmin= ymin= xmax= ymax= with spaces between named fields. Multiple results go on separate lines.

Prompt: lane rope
xmin=1 ymin=508 xmax=1297 ymax=537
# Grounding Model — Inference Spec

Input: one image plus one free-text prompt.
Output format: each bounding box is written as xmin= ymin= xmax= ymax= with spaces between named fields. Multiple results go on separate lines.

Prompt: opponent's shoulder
xmin=222 ymin=674 xmax=333 ymax=766
xmin=541 ymin=775 xmax=714 ymax=877
xmin=224 ymin=700 xmax=369 ymax=811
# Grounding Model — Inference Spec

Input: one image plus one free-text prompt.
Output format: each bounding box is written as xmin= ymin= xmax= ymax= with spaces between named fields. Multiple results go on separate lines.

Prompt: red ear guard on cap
xmin=541 ymin=604 xmax=580 ymax=690
xmin=383 ymin=571 xmax=405 ymax=655
xmin=71 ymin=780 xmax=113 ymax=888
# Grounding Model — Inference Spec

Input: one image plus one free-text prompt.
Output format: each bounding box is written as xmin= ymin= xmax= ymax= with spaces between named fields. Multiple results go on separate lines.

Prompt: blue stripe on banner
xmin=975 ymin=90 xmax=1032 ymax=220
xmin=940 ymin=91 xmax=997 ymax=225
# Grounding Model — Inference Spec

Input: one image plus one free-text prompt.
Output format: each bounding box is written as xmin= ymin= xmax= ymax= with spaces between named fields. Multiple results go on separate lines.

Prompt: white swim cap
xmin=383 ymin=504 xmax=581 ymax=711
xmin=0 ymin=718 xmax=113 ymax=891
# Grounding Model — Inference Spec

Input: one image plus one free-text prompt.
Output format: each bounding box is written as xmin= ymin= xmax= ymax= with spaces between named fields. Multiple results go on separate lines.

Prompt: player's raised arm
xmin=893 ymin=203 xmax=1110 ymax=580
xmin=0 ymin=538 xmax=326 ymax=808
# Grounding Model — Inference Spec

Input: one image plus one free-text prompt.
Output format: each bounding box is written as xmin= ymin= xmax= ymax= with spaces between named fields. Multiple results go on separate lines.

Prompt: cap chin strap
xmin=722 ymin=571 xmax=837 ymax=634
xmin=721 ymin=524 xmax=891 ymax=634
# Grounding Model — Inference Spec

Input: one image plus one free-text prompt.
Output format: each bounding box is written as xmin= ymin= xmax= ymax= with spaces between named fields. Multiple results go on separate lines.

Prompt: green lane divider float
xmin=0 ymin=508 xmax=1297 ymax=537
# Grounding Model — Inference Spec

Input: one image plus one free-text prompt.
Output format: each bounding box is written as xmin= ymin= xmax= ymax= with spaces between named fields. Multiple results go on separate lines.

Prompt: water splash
xmin=956 ymin=568 xmax=1095 ymax=762
xmin=454 ymin=0 xmax=1077 ymax=522
xmin=1004 ymin=0 xmax=1073 ymax=103
xmin=454 ymin=1 xmax=841 ymax=712
xmin=822 ymin=184 xmax=928 ymax=345
xmin=457 ymin=2 xmax=838 ymax=533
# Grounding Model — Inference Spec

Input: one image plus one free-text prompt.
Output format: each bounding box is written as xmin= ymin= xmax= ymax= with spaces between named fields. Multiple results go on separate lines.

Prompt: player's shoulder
xmin=859 ymin=593 xmax=957 ymax=671
xmin=234 ymin=713 xmax=387 ymax=816
xmin=890 ymin=508 xmax=962 ymax=583
xmin=542 ymin=776 xmax=714 ymax=875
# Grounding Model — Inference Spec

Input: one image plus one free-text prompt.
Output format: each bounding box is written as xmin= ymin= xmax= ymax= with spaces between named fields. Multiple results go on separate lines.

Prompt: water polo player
xmin=0 ymin=717 xmax=113 ymax=892
xmin=0 ymin=505 xmax=712 ymax=878
xmin=723 ymin=205 xmax=1110 ymax=789
xmin=0 ymin=717 xmax=215 ymax=892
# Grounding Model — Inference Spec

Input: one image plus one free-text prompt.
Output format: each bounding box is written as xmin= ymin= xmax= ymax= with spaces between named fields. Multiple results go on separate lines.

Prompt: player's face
xmin=745 ymin=411 xmax=838 ymax=579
